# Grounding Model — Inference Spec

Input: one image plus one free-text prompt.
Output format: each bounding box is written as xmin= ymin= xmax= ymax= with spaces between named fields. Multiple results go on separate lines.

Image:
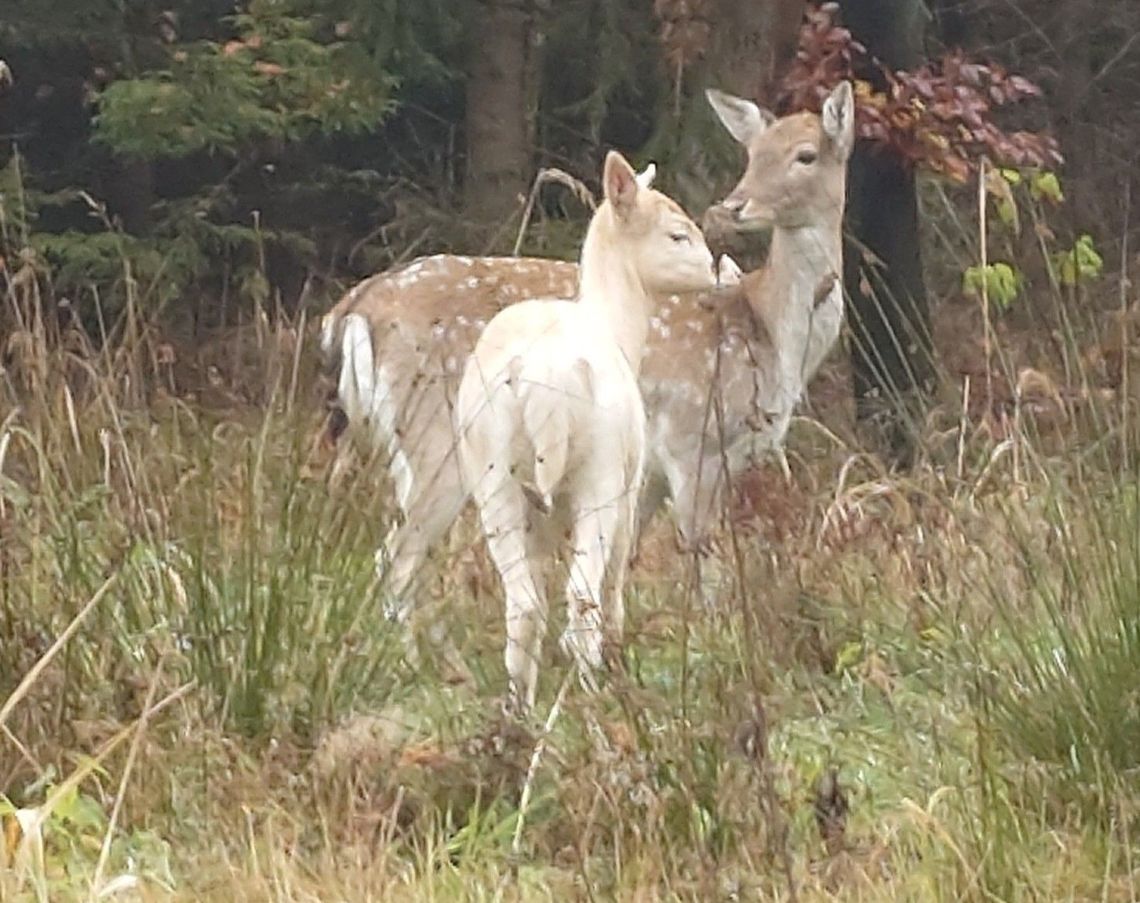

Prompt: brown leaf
xmin=604 ymin=721 xmax=638 ymax=756
xmin=943 ymin=154 xmax=972 ymax=183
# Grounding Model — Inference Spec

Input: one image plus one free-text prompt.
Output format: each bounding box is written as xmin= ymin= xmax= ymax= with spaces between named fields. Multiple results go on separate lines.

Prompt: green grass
xmin=977 ymin=481 xmax=1140 ymax=831
xmin=3 ymin=270 xmax=1140 ymax=900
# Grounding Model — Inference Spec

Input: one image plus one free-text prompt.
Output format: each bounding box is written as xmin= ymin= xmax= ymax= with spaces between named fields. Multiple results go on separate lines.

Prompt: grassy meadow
xmin=2 ymin=199 xmax=1140 ymax=902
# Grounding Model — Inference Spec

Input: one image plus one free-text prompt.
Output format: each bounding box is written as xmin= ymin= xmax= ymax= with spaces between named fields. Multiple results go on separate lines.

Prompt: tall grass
xmin=2 ymin=166 xmax=1140 ymax=899
xmin=0 ymin=200 xmax=408 ymax=743
xmin=979 ymin=476 xmax=1140 ymax=825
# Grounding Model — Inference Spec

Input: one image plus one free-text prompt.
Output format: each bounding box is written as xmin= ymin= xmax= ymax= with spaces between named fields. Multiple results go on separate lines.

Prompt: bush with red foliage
xmin=777 ymin=3 xmax=1062 ymax=181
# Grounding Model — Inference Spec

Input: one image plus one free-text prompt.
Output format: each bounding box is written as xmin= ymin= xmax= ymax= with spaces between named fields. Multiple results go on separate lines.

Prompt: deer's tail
xmin=514 ymin=356 xmax=592 ymax=512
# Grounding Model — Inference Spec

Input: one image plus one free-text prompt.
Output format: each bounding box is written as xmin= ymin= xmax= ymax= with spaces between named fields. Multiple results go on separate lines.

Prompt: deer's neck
xmin=753 ymin=213 xmax=844 ymax=386
xmin=577 ymin=216 xmax=653 ymax=371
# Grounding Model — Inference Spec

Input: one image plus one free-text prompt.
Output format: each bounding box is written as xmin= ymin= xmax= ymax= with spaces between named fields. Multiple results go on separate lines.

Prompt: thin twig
xmin=958 ymin=375 xmax=971 ymax=485
xmin=512 ymin=667 xmax=575 ymax=857
xmin=0 ymin=572 xmax=118 ymax=730
xmin=287 ymin=308 xmax=306 ymax=416
xmin=1086 ymin=32 xmax=1140 ymax=91
xmin=15 ymin=681 xmax=194 ymax=897
xmin=1 ymin=722 xmax=41 ymax=774
xmin=513 ymin=167 xmax=597 ymax=256
xmin=977 ymin=158 xmax=994 ymax=410
xmin=491 ymin=667 xmax=576 ymax=903
xmin=88 ymin=659 xmax=166 ymax=901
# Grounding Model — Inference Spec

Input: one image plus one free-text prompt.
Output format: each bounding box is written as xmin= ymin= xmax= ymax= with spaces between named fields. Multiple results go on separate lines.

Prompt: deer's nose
xmin=720 ymin=196 xmax=746 ymax=218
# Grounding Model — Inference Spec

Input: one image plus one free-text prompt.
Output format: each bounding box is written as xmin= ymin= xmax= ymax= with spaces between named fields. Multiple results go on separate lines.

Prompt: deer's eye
xmin=795 ymin=148 xmax=818 ymax=165
xmin=669 ymin=232 xmax=691 ymax=244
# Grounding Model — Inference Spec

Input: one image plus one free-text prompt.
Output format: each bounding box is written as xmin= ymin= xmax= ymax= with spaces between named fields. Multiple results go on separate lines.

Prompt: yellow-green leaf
xmin=1031 ymin=171 xmax=1064 ymax=205
xmin=834 ymin=640 xmax=864 ymax=675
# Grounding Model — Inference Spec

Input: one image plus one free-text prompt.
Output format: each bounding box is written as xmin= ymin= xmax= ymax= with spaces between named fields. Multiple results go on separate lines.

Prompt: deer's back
xmin=325 ymin=255 xmax=578 ymax=445
xmin=324 ymin=253 xmax=777 ymax=466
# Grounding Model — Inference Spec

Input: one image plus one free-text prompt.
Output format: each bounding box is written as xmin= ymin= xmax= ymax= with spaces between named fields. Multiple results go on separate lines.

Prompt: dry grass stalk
xmin=512 ymin=166 xmax=597 ymax=256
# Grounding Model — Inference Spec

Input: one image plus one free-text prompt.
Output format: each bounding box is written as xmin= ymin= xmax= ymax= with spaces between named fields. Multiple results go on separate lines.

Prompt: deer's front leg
xmin=668 ymin=453 xmax=734 ymax=609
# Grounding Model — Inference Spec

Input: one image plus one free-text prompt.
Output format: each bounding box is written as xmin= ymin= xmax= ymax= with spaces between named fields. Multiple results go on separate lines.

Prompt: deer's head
xmin=706 ymin=81 xmax=855 ymax=231
xmin=593 ymin=150 xmax=717 ymax=295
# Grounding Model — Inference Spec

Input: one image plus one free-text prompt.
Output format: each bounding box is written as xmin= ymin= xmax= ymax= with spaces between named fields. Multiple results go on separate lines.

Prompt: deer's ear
xmin=706 ymin=88 xmax=773 ymax=146
xmin=821 ymin=80 xmax=855 ymax=158
xmin=603 ymin=150 xmax=639 ymax=218
xmin=635 ymin=162 xmax=657 ymax=190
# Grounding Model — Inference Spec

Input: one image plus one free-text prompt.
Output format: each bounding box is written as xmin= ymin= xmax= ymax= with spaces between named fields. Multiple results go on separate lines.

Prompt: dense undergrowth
xmin=2 ymin=184 xmax=1140 ymax=901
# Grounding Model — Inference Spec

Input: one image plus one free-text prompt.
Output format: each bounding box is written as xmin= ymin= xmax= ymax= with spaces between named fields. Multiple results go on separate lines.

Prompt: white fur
xmin=635 ymin=162 xmax=657 ymax=189
xmin=337 ymin=314 xmax=374 ymax=422
xmin=821 ymin=81 xmax=855 ymax=158
xmin=716 ymin=254 xmax=742 ymax=287
xmin=320 ymin=85 xmax=855 ymax=670
xmin=338 ymin=316 xmax=416 ymax=516
xmin=455 ymin=152 xmax=715 ymax=712
xmin=704 ymin=89 xmax=774 ymax=144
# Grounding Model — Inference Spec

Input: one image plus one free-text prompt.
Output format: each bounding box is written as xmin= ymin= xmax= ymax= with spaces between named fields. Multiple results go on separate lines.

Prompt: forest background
xmin=2 ymin=1 xmax=1140 ymax=900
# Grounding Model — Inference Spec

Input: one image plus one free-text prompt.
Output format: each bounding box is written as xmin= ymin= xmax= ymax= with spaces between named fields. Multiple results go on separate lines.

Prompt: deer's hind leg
xmin=473 ymin=477 xmax=551 ymax=714
xmin=378 ymin=411 xmax=471 ymax=678
xmin=561 ymin=474 xmax=631 ymax=681
xmin=380 ymin=446 xmax=465 ymax=622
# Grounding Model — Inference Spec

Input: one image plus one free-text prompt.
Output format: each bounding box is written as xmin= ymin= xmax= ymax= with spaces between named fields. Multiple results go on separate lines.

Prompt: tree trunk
xmin=838 ymin=0 xmax=936 ymax=466
xmin=104 ymin=155 xmax=155 ymax=233
xmin=843 ymin=145 xmax=935 ymax=459
xmin=464 ymin=0 xmax=537 ymax=231
xmin=711 ymin=0 xmax=804 ymax=103
xmin=656 ymin=0 xmax=805 ymax=266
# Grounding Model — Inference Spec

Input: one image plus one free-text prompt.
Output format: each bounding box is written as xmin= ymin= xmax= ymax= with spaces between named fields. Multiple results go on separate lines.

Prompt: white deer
xmin=454 ymin=150 xmax=716 ymax=711
xmin=320 ymin=81 xmax=854 ymax=655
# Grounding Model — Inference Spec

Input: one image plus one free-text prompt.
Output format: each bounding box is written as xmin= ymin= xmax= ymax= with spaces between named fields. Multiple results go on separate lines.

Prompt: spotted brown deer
xmin=454 ymin=150 xmax=716 ymax=710
xmin=321 ymin=80 xmax=854 ymax=653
